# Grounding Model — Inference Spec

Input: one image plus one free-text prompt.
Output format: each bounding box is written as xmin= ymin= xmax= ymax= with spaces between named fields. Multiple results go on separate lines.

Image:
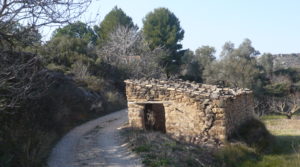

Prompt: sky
xmin=43 ymin=0 xmax=300 ymax=56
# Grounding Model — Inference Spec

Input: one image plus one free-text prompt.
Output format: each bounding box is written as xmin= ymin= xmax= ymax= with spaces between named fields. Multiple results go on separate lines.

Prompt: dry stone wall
xmin=125 ymin=78 xmax=254 ymax=146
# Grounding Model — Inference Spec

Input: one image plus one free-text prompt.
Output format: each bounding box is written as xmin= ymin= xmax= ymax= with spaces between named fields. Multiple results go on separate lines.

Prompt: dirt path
xmin=48 ymin=109 xmax=143 ymax=167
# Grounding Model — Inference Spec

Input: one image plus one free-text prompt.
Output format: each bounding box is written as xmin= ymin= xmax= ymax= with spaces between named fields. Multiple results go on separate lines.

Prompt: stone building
xmin=125 ymin=79 xmax=254 ymax=145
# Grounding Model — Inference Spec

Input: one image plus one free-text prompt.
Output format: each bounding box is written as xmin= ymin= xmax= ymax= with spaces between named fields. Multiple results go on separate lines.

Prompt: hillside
xmin=273 ymin=54 xmax=300 ymax=69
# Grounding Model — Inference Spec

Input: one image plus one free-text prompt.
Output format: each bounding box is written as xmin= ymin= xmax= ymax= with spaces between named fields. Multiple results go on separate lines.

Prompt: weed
xmin=133 ymin=145 xmax=151 ymax=153
xmin=121 ymin=127 xmax=215 ymax=167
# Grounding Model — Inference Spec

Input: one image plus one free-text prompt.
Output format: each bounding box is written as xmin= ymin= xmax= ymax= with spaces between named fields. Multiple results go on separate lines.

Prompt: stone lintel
xmin=128 ymin=101 xmax=173 ymax=104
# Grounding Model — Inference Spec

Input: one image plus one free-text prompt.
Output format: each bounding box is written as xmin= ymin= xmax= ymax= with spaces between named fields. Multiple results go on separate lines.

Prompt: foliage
xmin=264 ymin=83 xmax=290 ymax=96
xmin=42 ymin=35 xmax=94 ymax=69
xmin=273 ymin=68 xmax=300 ymax=83
xmin=142 ymin=7 xmax=185 ymax=77
xmin=0 ymin=22 xmax=42 ymax=49
xmin=0 ymin=51 xmax=47 ymax=113
xmin=0 ymin=0 xmax=91 ymax=46
xmin=53 ymin=21 xmax=97 ymax=44
xmin=142 ymin=7 xmax=184 ymax=52
xmin=258 ymin=53 xmax=274 ymax=78
xmin=195 ymin=45 xmax=216 ymax=68
xmin=180 ymin=45 xmax=216 ymax=82
xmin=216 ymin=118 xmax=300 ymax=167
xmin=44 ymin=21 xmax=98 ymax=68
xmin=71 ymin=61 xmax=90 ymax=81
xmin=204 ymin=39 xmax=262 ymax=89
xmin=215 ymin=144 xmax=259 ymax=167
xmin=228 ymin=118 xmax=274 ymax=152
xmin=0 ymin=51 xmax=53 ymax=167
xmin=180 ymin=50 xmax=202 ymax=82
xmin=267 ymin=93 xmax=300 ymax=119
xmin=95 ymin=6 xmax=135 ymax=44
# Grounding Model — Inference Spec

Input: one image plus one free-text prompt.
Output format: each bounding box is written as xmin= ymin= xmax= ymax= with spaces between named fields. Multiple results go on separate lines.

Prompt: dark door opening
xmin=144 ymin=104 xmax=166 ymax=133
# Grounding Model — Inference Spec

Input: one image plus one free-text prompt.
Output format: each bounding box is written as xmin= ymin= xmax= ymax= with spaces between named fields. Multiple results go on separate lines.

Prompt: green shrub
xmin=264 ymin=83 xmax=290 ymax=96
xmin=229 ymin=118 xmax=274 ymax=153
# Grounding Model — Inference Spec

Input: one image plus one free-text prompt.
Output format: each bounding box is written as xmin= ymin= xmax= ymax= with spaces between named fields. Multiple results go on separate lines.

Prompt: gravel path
xmin=48 ymin=109 xmax=143 ymax=167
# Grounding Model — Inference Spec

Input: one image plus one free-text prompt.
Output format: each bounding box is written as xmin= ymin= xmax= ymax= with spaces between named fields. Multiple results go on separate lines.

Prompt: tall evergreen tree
xmin=142 ymin=7 xmax=184 ymax=52
xmin=96 ymin=6 xmax=135 ymax=44
xmin=142 ymin=8 xmax=185 ymax=77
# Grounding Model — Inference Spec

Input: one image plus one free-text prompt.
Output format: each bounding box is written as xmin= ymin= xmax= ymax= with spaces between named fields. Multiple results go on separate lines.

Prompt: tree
xmin=53 ymin=21 xmax=97 ymax=44
xmin=142 ymin=8 xmax=184 ymax=52
xmin=258 ymin=53 xmax=274 ymax=78
xmin=142 ymin=8 xmax=185 ymax=77
xmin=97 ymin=25 xmax=141 ymax=65
xmin=42 ymin=35 xmax=96 ymax=71
xmin=1 ymin=0 xmax=91 ymax=110
xmin=0 ymin=51 xmax=48 ymax=112
xmin=0 ymin=22 xmax=42 ymax=49
xmin=195 ymin=45 xmax=216 ymax=68
xmin=193 ymin=45 xmax=216 ymax=81
xmin=95 ymin=6 xmax=135 ymax=44
xmin=268 ymin=92 xmax=300 ymax=119
xmin=43 ymin=22 xmax=98 ymax=68
xmin=0 ymin=0 xmax=92 ymax=46
xmin=204 ymin=39 xmax=261 ymax=89
xmin=180 ymin=50 xmax=202 ymax=82
xmin=97 ymin=25 xmax=166 ymax=79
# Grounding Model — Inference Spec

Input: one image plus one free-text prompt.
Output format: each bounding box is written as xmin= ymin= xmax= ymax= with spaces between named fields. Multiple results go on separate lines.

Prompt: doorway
xmin=144 ymin=104 xmax=166 ymax=133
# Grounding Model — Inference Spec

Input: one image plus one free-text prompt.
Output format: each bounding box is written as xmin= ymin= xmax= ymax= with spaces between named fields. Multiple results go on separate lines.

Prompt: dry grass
xmin=121 ymin=126 xmax=216 ymax=167
xmin=122 ymin=117 xmax=300 ymax=167
xmin=213 ymin=117 xmax=300 ymax=167
xmin=264 ymin=118 xmax=300 ymax=136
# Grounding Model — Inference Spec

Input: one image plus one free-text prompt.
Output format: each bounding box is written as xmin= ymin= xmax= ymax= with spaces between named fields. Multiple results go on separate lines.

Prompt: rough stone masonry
xmin=125 ymin=78 xmax=254 ymax=146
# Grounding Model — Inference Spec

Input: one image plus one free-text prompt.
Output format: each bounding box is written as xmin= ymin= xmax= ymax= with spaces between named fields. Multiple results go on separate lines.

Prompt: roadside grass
xmin=260 ymin=114 xmax=287 ymax=120
xmin=121 ymin=126 xmax=216 ymax=167
xmin=216 ymin=136 xmax=300 ymax=167
xmin=261 ymin=113 xmax=300 ymax=121
xmin=123 ymin=117 xmax=300 ymax=167
xmin=216 ymin=117 xmax=300 ymax=167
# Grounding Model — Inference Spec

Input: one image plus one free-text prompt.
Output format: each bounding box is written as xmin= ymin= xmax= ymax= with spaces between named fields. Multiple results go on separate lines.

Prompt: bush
xmin=215 ymin=143 xmax=260 ymax=167
xmin=228 ymin=118 xmax=274 ymax=153
xmin=264 ymin=83 xmax=291 ymax=96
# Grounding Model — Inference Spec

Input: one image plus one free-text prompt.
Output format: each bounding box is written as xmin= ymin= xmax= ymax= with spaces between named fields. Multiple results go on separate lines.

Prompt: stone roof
xmin=124 ymin=78 xmax=252 ymax=100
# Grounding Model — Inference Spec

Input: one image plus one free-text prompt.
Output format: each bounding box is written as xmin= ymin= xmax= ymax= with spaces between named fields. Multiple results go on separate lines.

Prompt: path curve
xmin=48 ymin=109 xmax=142 ymax=167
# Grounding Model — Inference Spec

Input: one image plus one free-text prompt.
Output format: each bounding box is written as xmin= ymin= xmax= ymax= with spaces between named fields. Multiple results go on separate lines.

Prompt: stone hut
xmin=125 ymin=79 xmax=254 ymax=145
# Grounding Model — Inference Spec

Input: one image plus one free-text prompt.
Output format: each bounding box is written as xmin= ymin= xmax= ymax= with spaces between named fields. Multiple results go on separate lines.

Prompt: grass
xmin=264 ymin=118 xmax=300 ymax=135
xmin=261 ymin=113 xmax=300 ymax=121
xmin=123 ymin=116 xmax=300 ymax=167
xmin=260 ymin=114 xmax=287 ymax=120
xmin=215 ymin=117 xmax=300 ymax=167
xmin=216 ymin=136 xmax=300 ymax=167
xmin=121 ymin=127 xmax=215 ymax=167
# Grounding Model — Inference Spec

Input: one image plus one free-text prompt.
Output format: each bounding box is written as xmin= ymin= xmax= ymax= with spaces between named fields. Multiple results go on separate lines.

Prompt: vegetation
xmin=142 ymin=7 xmax=185 ymax=76
xmin=122 ymin=118 xmax=300 ymax=167
xmin=122 ymin=127 xmax=215 ymax=167
xmin=95 ymin=6 xmax=136 ymax=44
xmin=215 ymin=117 xmax=300 ymax=167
